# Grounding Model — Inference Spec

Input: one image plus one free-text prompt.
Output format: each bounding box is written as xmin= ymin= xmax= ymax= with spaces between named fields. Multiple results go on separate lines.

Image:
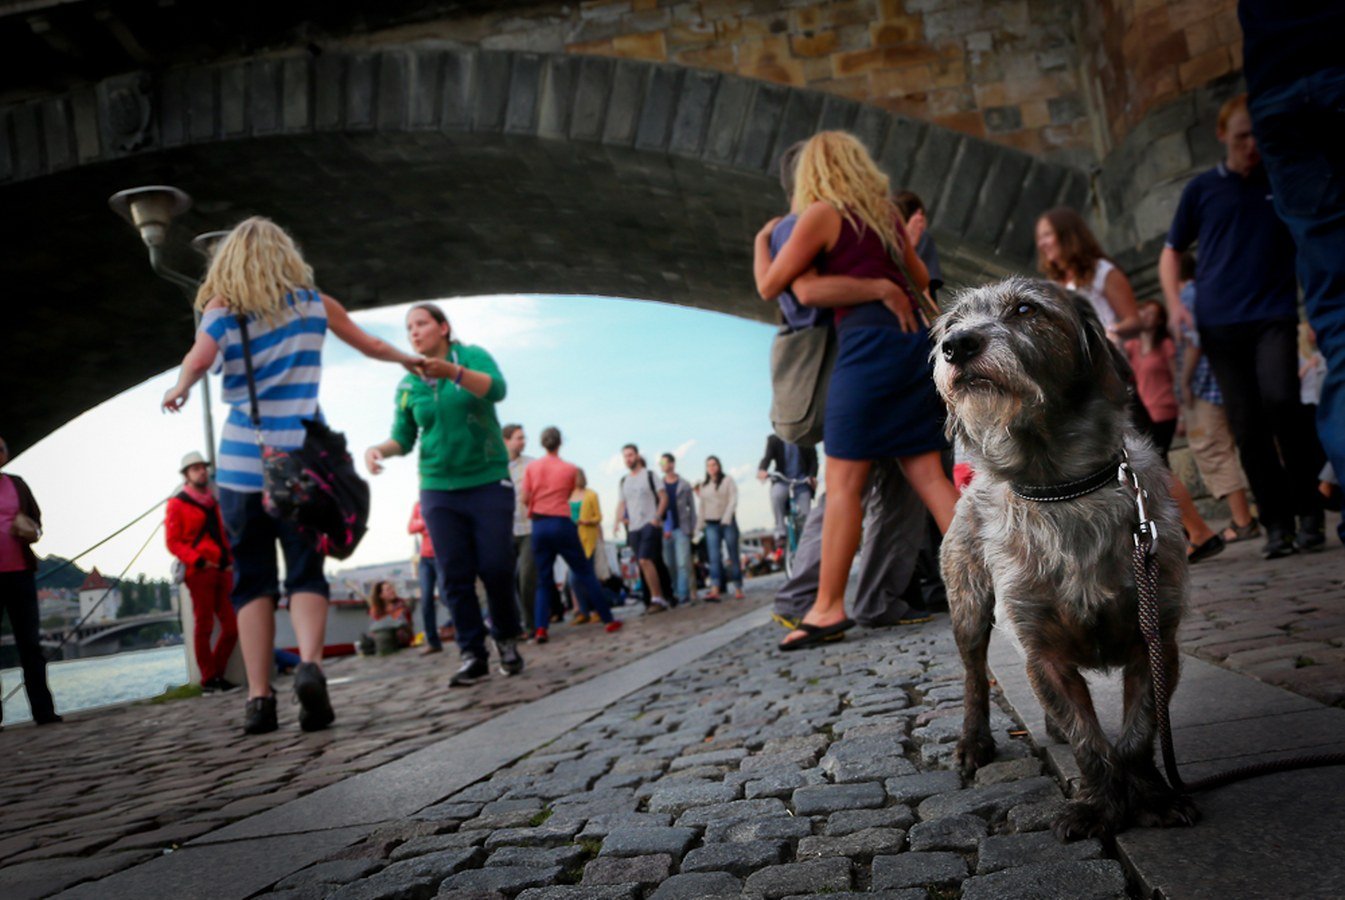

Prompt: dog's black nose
xmin=941 ymin=329 xmax=986 ymax=365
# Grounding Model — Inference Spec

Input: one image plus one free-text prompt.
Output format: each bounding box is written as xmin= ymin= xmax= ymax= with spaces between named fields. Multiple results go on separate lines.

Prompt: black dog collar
xmin=1010 ymin=454 xmax=1122 ymax=503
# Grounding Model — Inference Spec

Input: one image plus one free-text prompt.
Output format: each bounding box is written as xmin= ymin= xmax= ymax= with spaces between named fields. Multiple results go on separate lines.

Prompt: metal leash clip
xmin=1118 ymin=447 xmax=1159 ymax=555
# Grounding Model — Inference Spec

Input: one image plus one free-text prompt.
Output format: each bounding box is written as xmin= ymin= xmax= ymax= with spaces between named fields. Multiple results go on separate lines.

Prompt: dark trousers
xmin=421 ymin=483 xmax=522 ymax=659
xmin=0 ymin=569 xmax=56 ymax=723
xmin=1253 ymin=68 xmax=1345 ymax=540
xmin=417 ymin=556 xmax=447 ymax=650
xmin=531 ymin=516 xmax=613 ymax=629
xmin=1200 ymin=318 xmax=1326 ymax=532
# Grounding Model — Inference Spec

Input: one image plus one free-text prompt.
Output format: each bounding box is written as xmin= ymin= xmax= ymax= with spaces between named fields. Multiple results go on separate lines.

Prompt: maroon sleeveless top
xmin=820 ymin=212 xmax=914 ymax=330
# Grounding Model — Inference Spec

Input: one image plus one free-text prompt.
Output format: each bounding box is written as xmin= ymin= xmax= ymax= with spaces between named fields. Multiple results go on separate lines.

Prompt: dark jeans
xmin=422 ymin=482 xmax=521 ymax=659
xmin=417 ymin=556 xmax=447 ymax=650
xmin=531 ymin=516 xmax=613 ymax=628
xmin=1200 ymin=318 xmax=1325 ymax=532
xmin=0 ymin=569 xmax=57 ymax=723
xmin=1252 ymin=67 xmax=1345 ymax=539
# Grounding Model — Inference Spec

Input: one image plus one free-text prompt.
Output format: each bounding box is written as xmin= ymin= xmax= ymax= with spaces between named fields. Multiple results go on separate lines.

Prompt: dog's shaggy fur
xmin=932 ymin=277 xmax=1199 ymax=841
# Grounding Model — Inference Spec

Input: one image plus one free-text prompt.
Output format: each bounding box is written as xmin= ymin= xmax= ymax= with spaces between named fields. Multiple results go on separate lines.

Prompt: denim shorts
xmin=629 ymin=523 xmax=663 ymax=561
xmin=219 ymin=488 xmax=329 ymax=610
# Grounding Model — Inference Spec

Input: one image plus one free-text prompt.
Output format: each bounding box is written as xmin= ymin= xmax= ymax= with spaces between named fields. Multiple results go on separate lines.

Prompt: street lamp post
xmin=108 ymin=186 xmax=222 ymax=469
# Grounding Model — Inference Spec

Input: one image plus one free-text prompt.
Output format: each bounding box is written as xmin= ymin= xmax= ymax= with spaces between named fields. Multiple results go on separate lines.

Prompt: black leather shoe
xmin=34 ymin=714 xmax=63 ymax=725
xmin=495 ymin=638 xmax=524 ymax=676
xmin=294 ymin=663 xmax=335 ymax=732
xmin=1296 ymin=515 xmax=1326 ymax=553
xmin=243 ymin=693 xmax=278 ymax=735
xmin=449 ymin=653 xmax=490 ymax=687
xmin=1262 ymin=528 xmax=1298 ymax=560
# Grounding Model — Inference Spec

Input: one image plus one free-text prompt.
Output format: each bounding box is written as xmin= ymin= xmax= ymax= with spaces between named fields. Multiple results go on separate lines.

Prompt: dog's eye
xmin=1013 ymin=302 xmax=1036 ymax=317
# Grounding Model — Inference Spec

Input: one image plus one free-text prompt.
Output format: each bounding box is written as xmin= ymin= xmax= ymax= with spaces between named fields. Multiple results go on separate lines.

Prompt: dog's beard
xmin=935 ymin=350 xmax=1044 ymax=465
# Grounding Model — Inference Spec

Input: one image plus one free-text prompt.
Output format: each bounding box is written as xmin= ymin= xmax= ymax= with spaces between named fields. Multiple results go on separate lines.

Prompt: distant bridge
xmin=31 ymin=612 xmax=181 ymax=659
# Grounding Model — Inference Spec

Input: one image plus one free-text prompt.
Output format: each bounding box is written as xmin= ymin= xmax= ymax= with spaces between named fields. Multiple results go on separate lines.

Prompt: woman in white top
xmin=1035 ymin=207 xmax=1141 ymax=344
xmin=695 ymin=456 xmax=744 ymax=601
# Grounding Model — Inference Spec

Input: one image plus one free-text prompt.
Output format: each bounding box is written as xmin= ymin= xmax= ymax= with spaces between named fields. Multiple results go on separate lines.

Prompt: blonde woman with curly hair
xmin=163 ymin=216 xmax=421 ymax=735
xmin=754 ymin=131 xmax=957 ymax=651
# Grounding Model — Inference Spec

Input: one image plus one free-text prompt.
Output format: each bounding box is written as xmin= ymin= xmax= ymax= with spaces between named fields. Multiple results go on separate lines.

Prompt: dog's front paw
xmin=1052 ymin=800 xmax=1121 ymax=842
xmin=955 ymin=731 xmax=996 ymax=779
xmin=1133 ymin=791 xmax=1200 ymax=829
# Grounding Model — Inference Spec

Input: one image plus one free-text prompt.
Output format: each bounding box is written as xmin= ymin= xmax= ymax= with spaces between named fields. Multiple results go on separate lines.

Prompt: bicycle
xmin=769 ymin=472 xmax=813 ymax=578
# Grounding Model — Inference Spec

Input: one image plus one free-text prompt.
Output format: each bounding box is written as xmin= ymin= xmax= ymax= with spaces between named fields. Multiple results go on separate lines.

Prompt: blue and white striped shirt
xmin=202 ymin=290 xmax=327 ymax=493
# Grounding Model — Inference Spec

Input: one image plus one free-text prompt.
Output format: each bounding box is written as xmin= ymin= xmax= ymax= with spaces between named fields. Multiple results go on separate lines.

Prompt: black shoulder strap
xmin=235 ymin=314 xmax=263 ymax=439
xmin=647 ymin=471 xmax=658 ymax=496
xmin=174 ymin=491 xmax=226 ymax=555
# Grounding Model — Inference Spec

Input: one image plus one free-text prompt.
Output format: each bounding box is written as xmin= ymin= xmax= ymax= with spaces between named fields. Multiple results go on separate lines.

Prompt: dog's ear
xmin=1055 ymin=285 xmax=1131 ymax=407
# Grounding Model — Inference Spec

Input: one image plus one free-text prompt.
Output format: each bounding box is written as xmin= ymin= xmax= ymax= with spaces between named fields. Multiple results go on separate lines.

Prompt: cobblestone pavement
xmin=252 ymin=620 xmax=1120 ymax=900
xmin=0 ymin=589 xmax=775 ymax=887
xmin=1179 ymin=522 xmax=1344 ymax=707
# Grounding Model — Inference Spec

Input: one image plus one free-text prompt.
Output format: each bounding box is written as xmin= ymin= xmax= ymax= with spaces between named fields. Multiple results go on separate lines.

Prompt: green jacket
xmin=390 ymin=342 xmax=510 ymax=491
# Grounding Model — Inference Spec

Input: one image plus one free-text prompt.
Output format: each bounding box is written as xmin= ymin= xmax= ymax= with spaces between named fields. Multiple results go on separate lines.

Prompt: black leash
xmin=1120 ymin=448 xmax=1345 ymax=794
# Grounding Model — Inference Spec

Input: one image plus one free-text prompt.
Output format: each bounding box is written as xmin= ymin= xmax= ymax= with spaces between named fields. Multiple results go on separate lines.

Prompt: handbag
xmin=236 ymin=314 xmax=370 ymax=560
xmin=769 ymin=323 xmax=835 ymax=447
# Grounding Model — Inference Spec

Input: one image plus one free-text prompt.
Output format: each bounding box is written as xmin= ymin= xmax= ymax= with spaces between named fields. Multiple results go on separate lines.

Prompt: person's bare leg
xmin=900 ymin=451 xmax=959 ymax=534
xmin=289 ymin=591 xmax=328 ymax=666
xmin=639 ymin=559 xmax=665 ymax=603
xmin=783 ymin=457 xmax=870 ymax=644
xmin=236 ymin=597 xmax=277 ymax=699
xmin=1227 ymin=489 xmax=1253 ymax=527
xmin=1172 ymin=477 xmax=1217 ymax=545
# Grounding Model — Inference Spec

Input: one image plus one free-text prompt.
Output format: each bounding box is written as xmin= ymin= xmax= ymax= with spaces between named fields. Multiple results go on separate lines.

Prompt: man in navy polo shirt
xmin=1159 ymin=94 xmax=1326 ymax=559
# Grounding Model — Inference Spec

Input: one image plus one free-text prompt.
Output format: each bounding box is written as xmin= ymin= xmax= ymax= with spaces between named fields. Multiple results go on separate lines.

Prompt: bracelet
xmin=454 ymin=365 xmax=466 ymax=386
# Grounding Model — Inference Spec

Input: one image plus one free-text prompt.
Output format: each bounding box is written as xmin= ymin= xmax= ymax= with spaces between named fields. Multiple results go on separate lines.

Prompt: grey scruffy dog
xmin=931 ymin=276 xmax=1199 ymax=841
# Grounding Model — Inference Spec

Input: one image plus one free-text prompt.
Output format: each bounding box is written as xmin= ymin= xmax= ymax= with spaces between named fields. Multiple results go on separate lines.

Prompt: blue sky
xmin=12 ymin=295 xmax=784 ymax=581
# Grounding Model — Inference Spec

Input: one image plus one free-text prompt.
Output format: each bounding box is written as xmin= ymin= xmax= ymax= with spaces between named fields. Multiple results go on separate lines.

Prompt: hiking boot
xmin=495 ymin=637 xmax=525 ymax=676
xmin=1262 ymin=527 xmax=1298 ymax=560
xmin=1296 ymin=514 xmax=1326 ymax=553
xmin=449 ymin=653 xmax=490 ymax=687
xmin=294 ymin=662 xmax=335 ymax=732
xmin=243 ymin=693 xmax=278 ymax=735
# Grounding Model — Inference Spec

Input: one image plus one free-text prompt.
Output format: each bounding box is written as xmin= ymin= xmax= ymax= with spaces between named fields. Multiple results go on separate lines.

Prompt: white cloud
xmin=672 ymin=439 xmax=698 ymax=462
xmin=349 ymin=295 xmax=560 ymax=352
xmin=601 ymin=452 xmax=627 ymax=477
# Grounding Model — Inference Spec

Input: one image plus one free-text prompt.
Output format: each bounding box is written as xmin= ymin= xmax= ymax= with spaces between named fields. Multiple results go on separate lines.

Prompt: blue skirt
xmin=823 ymin=325 xmax=947 ymax=461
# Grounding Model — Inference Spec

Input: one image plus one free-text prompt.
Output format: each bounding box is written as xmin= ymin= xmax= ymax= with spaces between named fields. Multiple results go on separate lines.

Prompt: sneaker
xmin=213 ymin=677 xmax=241 ymax=693
xmin=1296 ymin=515 xmax=1326 ymax=553
xmin=604 ymin=620 xmax=623 ymax=634
xmin=294 ymin=662 xmax=335 ymax=732
xmin=1262 ymin=527 xmax=1298 ymax=560
xmin=449 ymin=653 xmax=490 ymax=687
xmin=200 ymin=678 xmax=219 ymax=694
xmin=495 ymin=637 xmax=525 ymax=676
xmin=243 ymin=693 xmax=278 ymax=735
xmin=534 ymin=628 xmax=550 ymax=645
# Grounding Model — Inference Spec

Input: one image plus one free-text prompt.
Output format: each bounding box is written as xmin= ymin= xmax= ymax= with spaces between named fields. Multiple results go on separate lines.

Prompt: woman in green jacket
xmin=365 ymin=303 xmax=524 ymax=687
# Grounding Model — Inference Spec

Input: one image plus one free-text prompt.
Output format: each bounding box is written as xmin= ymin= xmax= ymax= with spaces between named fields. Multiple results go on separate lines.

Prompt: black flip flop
xmin=778 ymin=618 xmax=856 ymax=652
xmin=1187 ymin=533 xmax=1226 ymax=564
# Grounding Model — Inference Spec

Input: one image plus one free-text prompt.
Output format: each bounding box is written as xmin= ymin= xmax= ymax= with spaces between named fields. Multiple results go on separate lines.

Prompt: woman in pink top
xmin=1126 ymin=301 xmax=1180 ymax=462
xmin=520 ymin=427 xmax=622 ymax=643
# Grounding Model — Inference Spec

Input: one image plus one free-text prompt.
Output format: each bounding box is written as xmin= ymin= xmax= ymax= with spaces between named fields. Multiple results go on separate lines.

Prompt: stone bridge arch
xmin=1 ymin=42 xmax=1088 ymax=454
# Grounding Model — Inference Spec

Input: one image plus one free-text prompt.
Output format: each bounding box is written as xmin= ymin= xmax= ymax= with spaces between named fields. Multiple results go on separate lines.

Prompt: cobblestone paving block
xmin=485 ymin=845 xmax=588 ymax=869
xmin=976 ymin=831 xmax=1103 ymax=874
xmin=916 ymin=776 xmax=1062 ymax=823
xmin=742 ymin=857 xmax=853 ymax=899
xmin=819 ymin=734 xmax=912 ymax=766
xmin=707 ymin=814 xmax=815 ymax=843
xmin=680 ymin=838 xmax=786 ymax=875
xmin=797 ymin=826 xmax=907 ymax=860
xmin=884 ymin=771 xmax=962 ymax=804
xmin=918 ymin=742 xmax=959 ymax=767
xmin=592 ymin=771 xmax=646 ymax=790
xmin=907 ymin=813 xmax=988 ymax=851
xmin=823 ymin=805 xmax=915 ymax=836
xmin=792 ymin=782 xmax=886 ymax=815
xmin=646 ymin=871 xmax=742 ymax=899
xmin=675 ymin=798 xmax=787 ymax=828
xmin=448 ymin=782 xmax=511 ymax=804
xmin=459 ymin=809 xmax=540 ymax=831
xmin=329 ymin=849 xmax=482 ymax=900
xmin=668 ymin=748 xmax=748 ymax=770
xmin=507 ymin=774 xmax=599 ymax=801
xmin=740 ymin=748 xmax=821 ymax=771
xmin=550 ymin=788 xmax=640 ymax=818
xmin=274 ymin=859 xmax=385 ymax=889
xmin=960 ymin=858 xmax=1129 ymax=899
xmin=390 ymin=832 xmax=487 ymax=861
xmin=781 ymin=893 xmax=925 ymax=900
xmin=582 ymin=852 xmax=673 ymax=886
xmin=871 ymin=851 xmax=969 ymax=890
xmin=744 ymin=769 xmax=826 ymax=799
xmin=825 ymin=756 xmax=920 ymax=783
xmin=1006 ymin=797 xmax=1068 ymax=833
xmin=727 ymin=763 xmax=801 ymax=786
xmin=645 ymin=782 xmax=740 ymax=814
xmin=577 ymin=812 xmax=673 ymax=838
xmin=414 ymin=802 xmax=483 ymax=822
xmin=516 ymin=886 xmax=638 ymax=900
xmin=482 ymin=820 xmax=584 ymax=850
xmin=483 ymin=799 xmax=545 ymax=815
xmin=434 ymin=891 xmax=505 ymax=900
xmin=761 ymin=734 xmax=830 ymax=756
xmin=610 ymin=756 xmax=669 ymax=775
xmin=435 ymin=864 xmax=563 ymax=896
xmin=263 ymin=887 xmax=328 ymax=900
xmin=973 ymin=757 xmax=1044 ymax=786
xmin=598 ymin=826 xmax=698 ymax=860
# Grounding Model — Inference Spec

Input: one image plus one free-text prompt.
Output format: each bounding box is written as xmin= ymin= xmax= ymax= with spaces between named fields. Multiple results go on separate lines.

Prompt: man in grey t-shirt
xmin=613 ymin=443 xmax=669 ymax=609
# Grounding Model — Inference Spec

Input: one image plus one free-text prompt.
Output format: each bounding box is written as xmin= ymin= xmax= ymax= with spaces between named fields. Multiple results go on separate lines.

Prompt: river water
xmin=1 ymin=646 xmax=187 ymax=725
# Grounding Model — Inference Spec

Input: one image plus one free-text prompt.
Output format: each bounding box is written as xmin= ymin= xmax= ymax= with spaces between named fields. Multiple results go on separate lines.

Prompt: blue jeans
xmin=1252 ymin=67 xmax=1345 ymax=538
xmin=417 ymin=556 xmax=447 ymax=650
xmin=662 ymin=528 xmax=692 ymax=601
xmin=421 ymin=482 xmax=521 ymax=659
xmin=531 ymin=516 xmax=613 ymax=628
xmin=704 ymin=521 xmax=743 ymax=590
